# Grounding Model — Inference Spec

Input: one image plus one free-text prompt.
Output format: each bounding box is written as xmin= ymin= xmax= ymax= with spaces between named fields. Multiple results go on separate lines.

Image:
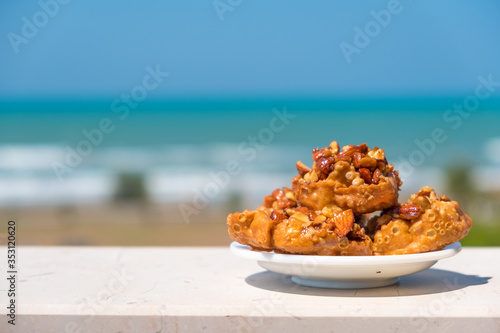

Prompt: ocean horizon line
xmin=2 ymin=95 xmax=500 ymax=113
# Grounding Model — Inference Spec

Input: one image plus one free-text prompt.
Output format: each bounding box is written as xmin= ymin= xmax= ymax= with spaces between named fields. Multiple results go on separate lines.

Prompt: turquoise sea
xmin=1 ymin=98 xmax=499 ymax=206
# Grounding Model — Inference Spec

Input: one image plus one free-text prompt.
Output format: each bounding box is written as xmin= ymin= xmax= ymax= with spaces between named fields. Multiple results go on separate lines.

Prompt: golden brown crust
xmin=227 ymin=210 xmax=276 ymax=251
xmin=371 ymin=187 xmax=472 ymax=255
xmin=291 ymin=142 xmax=401 ymax=214
xmin=292 ymin=171 xmax=400 ymax=214
xmin=272 ymin=216 xmax=373 ymax=256
xmin=227 ymin=192 xmax=373 ymax=255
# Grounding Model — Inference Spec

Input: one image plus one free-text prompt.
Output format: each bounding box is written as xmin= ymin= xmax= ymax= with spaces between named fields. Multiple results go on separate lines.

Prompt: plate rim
xmin=230 ymin=241 xmax=461 ymax=266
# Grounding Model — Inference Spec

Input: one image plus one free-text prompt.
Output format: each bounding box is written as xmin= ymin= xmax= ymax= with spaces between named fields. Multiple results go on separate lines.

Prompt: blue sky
xmin=1 ymin=0 xmax=500 ymax=98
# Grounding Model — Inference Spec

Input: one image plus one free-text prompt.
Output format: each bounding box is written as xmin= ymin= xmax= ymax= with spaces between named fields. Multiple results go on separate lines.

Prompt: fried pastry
xmin=226 ymin=140 xmax=473 ymax=256
xmin=227 ymin=188 xmax=373 ymax=255
xmin=292 ymin=142 xmax=402 ymax=214
xmin=227 ymin=209 xmax=276 ymax=251
xmin=227 ymin=187 xmax=298 ymax=251
xmin=272 ymin=208 xmax=372 ymax=256
xmin=370 ymin=187 xmax=472 ymax=255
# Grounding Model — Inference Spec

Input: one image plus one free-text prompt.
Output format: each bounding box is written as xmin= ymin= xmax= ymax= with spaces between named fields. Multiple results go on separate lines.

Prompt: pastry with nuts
xmin=292 ymin=142 xmax=402 ymax=214
xmin=227 ymin=187 xmax=297 ymax=251
xmin=368 ymin=187 xmax=472 ymax=255
xmin=227 ymin=141 xmax=472 ymax=256
xmin=227 ymin=187 xmax=373 ymax=255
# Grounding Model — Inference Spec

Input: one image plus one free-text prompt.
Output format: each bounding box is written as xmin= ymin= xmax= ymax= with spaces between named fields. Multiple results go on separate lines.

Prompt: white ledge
xmin=1 ymin=246 xmax=499 ymax=332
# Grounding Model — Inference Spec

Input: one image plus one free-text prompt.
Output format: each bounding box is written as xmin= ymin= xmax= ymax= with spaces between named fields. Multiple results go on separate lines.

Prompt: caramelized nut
xmin=372 ymin=168 xmax=381 ymax=184
xmin=389 ymin=204 xmax=422 ymax=220
xmin=325 ymin=209 xmax=355 ymax=237
xmin=412 ymin=195 xmax=431 ymax=210
xmin=312 ymin=148 xmax=325 ymax=161
xmin=352 ymin=152 xmax=362 ymax=168
xmin=321 ymin=206 xmax=334 ymax=218
xmin=416 ymin=188 xmax=432 ymax=197
xmin=358 ymin=168 xmax=373 ymax=185
xmin=291 ymin=212 xmax=310 ymax=223
xmin=342 ymin=144 xmax=355 ymax=152
xmin=292 ymin=206 xmax=309 ymax=214
xmin=334 ymin=155 xmax=353 ymax=164
xmin=440 ymin=194 xmax=451 ymax=202
xmin=316 ymin=157 xmax=335 ymax=174
xmin=339 ymin=143 xmax=368 ymax=157
xmin=329 ymin=141 xmax=340 ymax=154
xmin=309 ymin=210 xmax=318 ymax=221
xmin=296 ymin=161 xmax=311 ymax=177
xmin=270 ymin=210 xmax=287 ymax=223
xmin=263 ymin=195 xmax=276 ymax=208
xmin=367 ymin=147 xmax=385 ymax=161
xmin=272 ymin=188 xmax=284 ymax=200
xmin=304 ymin=170 xmax=319 ymax=182
xmin=313 ymin=214 xmax=327 ymax=224
xmin=359 ymin=156 xmax=377 ymax=169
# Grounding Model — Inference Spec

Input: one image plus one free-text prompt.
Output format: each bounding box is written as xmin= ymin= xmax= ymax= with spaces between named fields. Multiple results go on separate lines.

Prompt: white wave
xmin=0 ymin=171 xmax=115 ymax=206
xmin=146 ymin=167 xmax=292 ymax=206
xmin=2 ymin=143 xmax=497 ymax=207
xmin=396 ymin=167 xmax=446 ymax=200
xmin=485 ymin=137 xmax=500 ymax=164
xmin=472 ymin=166 xmax=500 ymax=192
xmin=0 ymin=144 xmax=66 ymax=170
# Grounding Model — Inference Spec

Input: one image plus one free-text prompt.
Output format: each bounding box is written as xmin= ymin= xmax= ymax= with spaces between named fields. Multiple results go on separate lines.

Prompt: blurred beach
xmin=1 ymin=99 xmax=499 ymax=246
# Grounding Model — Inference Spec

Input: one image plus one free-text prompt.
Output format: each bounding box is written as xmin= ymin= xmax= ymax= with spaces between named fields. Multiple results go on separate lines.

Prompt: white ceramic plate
xmin=230 ymin=241 xmax=461 ymax=289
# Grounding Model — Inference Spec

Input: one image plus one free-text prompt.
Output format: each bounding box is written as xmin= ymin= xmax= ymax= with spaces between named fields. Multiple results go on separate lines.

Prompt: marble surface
xmin=0 ymin=246 xmax=499 ymax=332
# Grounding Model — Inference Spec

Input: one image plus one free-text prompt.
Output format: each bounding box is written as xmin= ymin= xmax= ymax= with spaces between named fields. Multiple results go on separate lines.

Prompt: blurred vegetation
xmin=460 ymin=221 xmax=500 ymax=246
xmin=445 ymin=163 xmax=500 ymax=246
xmin=445 ymin=164 xmax=475 ymax=203
xmin=226 ymin=191 xmax=244 ymax=213
xmin=112 ymin=172 xmax=148 ymax=203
